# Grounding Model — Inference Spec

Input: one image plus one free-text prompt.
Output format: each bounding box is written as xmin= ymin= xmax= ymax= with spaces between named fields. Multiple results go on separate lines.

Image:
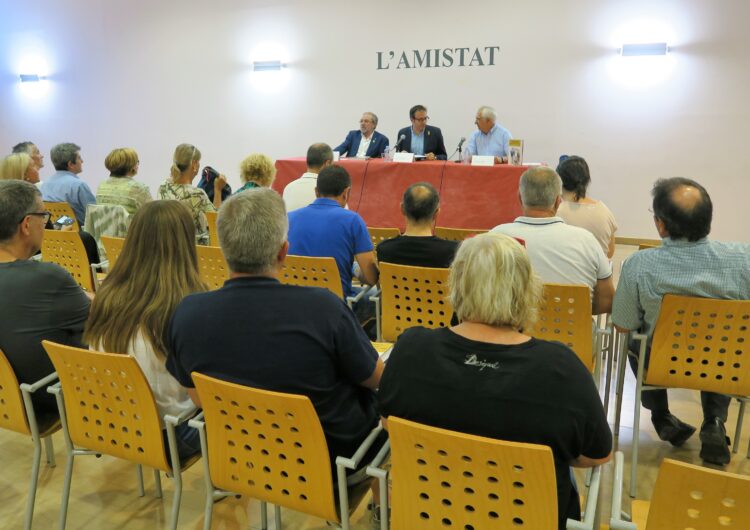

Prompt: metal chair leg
xmin=733 ymin=399 xmax=745 ymax=454
xmin=169 ymin=470 xmax=182 ymax=530
xmin=260 ymin=501 xmax=268 ymax=530
xmin=44 ymin=435 xmax=56 ymax=467
xmin=274 ymin=505 xmax=282 ymax=529
xmin=23 ymin=438 xmax=43 ymax=530
xmin=154 ymin=469 xmax=163 ymax=498
xmin=136 ymin=464 xmax=145 ymax=497
xmin=58 ymin=453 xmax=75 ymax=530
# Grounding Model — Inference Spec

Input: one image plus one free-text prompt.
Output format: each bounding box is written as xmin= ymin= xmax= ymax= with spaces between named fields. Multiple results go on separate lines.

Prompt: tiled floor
xmin=1 ymin=245 xmax=748 ymax=529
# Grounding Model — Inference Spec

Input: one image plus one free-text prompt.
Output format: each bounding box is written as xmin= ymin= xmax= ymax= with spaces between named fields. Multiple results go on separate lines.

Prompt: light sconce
xmin=253 ymin=60 xmax=286 ymax=72
xmin=620 ymin=42 xmax=669 ymax=56
xmin=20 ymin=74 xmax=46 ymax=82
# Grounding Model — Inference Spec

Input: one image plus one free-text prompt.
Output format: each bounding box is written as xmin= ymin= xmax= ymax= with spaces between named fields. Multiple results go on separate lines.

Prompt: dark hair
xmin=316 ymin=165 xmax=351 ymax=197
xmin=12 ymin=141 xmax=35 ymax=154
xmin=403 ymin=182 xmax=440 ymax=222
xmin=50 ymin=142 xmax=81 ymax=170
xmin=306 ymin=143 xmax=333 ymax=170
xmin=556 ymin=156 xmax=590 ymax=201
xmin=652 ymin=177 xmax=712 ymax=241
xmin=409 ymin=104 xmax=427 ymax=120
xmin=0 ymin=180 xmax=40 ymax=241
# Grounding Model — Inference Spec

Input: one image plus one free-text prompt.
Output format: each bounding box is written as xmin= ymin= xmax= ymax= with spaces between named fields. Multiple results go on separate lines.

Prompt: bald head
xmin=518 ymin=166 xmax=562 ymax=210
xmin=652 ymin=177 xmax=712 ymax=241
xmin=402 ymin=182 xmax=440 ymax=223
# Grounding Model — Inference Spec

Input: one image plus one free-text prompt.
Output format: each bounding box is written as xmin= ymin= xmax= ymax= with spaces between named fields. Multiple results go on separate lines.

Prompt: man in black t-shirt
xmin=376 ymin=182 xmax=458 ymax=267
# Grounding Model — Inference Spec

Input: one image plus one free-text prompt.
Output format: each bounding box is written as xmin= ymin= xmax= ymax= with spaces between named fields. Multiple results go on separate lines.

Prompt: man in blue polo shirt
xmin=287 ymin=165 xmax=379 ymax=300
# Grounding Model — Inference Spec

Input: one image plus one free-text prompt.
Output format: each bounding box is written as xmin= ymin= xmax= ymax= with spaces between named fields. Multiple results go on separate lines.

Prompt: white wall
xmin=2 ymin=0 xmax=748 ymax=240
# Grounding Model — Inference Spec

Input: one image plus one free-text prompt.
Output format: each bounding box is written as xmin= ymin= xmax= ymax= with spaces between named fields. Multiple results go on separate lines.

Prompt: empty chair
xmin=195 ymin=244 xmax=230 ymax=290
xmin=100 ymin=236 xmax=125 ymax=269
xmin=205 ymin=210 xmax=218 ymax=246
xmin=44 ymin=201 xmax=79 ymax=231
xmin=434 ymin=226 xmax=487 ymax=241
xmin=41 ymin=229 xmax=96 ymax=292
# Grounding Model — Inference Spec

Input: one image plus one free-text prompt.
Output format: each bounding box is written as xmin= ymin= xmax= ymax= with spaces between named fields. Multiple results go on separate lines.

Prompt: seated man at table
xmin=282 ymin=142 xmax=333 ymax=212
xmin=612 ymin=177 xmax=750 ymax=466
xmin=165 ymin=188 xmax=386 ymax=481
xmin=377 ymin=182 xmax=458 ymax=268
xmin=492 ymin=166 xmax=614 ymax=314
xmin=465 ymin=105 xmax=512 ymax=164
xmin=396 ymin=104 xmax=447 ymax=161
xmin=334 ymin=112 xmax=389 ymax=159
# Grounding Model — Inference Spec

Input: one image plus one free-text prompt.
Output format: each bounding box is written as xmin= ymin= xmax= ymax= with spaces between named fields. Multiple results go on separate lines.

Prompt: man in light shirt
xmin=334 ymin=112 xmax=389 ymax=159
xmin=465 ymin=105 xmax=512 ymax=164
xmin=41 ymin=142 xmax=96 ymax=225
xmin=282 ymin=142 xmax=333 ymax=212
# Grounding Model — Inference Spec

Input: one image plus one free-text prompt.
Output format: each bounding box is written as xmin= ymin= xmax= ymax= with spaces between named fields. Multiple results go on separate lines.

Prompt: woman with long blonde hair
xmin=84 ymin=200 xmax=206 ymax=457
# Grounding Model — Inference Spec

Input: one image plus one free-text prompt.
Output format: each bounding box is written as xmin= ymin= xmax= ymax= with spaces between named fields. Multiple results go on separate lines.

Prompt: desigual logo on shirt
xmin=464 ymin=353 xmax=500 ymax=371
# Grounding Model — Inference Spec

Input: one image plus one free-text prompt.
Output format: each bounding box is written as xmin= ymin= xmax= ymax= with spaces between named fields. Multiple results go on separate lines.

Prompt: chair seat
xmin=37 ymin=414 xmax=62 ymax=438
xmin=631 ymin=500 xmax=649 ymax=528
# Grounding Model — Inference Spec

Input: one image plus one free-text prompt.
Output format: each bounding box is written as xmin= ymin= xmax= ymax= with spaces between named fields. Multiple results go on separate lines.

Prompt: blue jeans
xmin=163 ymin=420 xmax=202 ymax=463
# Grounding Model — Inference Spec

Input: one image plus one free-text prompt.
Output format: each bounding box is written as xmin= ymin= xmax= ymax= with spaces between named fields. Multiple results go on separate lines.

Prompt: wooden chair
xmin=368 ymin=416 xmax=601 ymax=530
xmin=0 ymin=349 xmax=60 ymax=530
xmin=372 ymin=262 xmax=452 ymax=343
xmin=42 ymin=229 xmax=96 ymax=292
xmin=196 ymin=244 xmax=229 ymax=290
xmin=42 ymin=340 xmax=199 ymax=530
xmin=368 ymin=227 xmax=400 ymax=249
xmin=613 ymin=295 xmax=750 ymax=497
xmin=434 ymin=226 xmax=488 ymax=241
xmin=610 ymin=451 xmax=750 ymax=529
xmin=44 ymin=201 xmax=79 ymax=231
xmin=189 ymin=372 xmax=383 ymax=530
xmin=101 ymin=236 xmax=126 ymax=269
xmin=205 ymin=210 xmax=218 ymax=246
xmin=280 ymin=254 xmax=344 ymax=299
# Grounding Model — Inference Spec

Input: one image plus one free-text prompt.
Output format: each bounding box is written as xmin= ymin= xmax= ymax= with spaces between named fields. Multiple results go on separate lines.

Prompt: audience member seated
xmin=84 ymin=200 xmax=203 ymax=458
xmin=95 ymin=147 xmax=152 ymax=214
xmin=613 ymin=177 xmax=750 ymax=466
xmin=378 ymin=232 xmax=612 ymax=529
xmin=165 ymin=188 xmax=386 ymax=481
xmin=41 ymin=142 xmax=96 ymax=226
xmin=282 ymin=142 xmax=333 ymax=212
xmin=158 ymin=143 xmax=226 ymax=245
xmin=0 ymin=152 xmax=40 ymax=184
xmin=556 ymin=155 xmax=618 ymax=258
xmin=0 ymin=180 xmax=91 ymax=417
xmin=334 ymin=112 xmax=389 ymax=159
xmin=492 ymin=166 xmax=614 ymax=314
xmin=12 ymin=141 xmax=45 ymax=174
xmin=376 ymin=182 xmax=458 ymax=267
xmin=287 ymin=165 xmax=379 ymax=309
xmin=234 ymin=153 xmax=276 ymax=194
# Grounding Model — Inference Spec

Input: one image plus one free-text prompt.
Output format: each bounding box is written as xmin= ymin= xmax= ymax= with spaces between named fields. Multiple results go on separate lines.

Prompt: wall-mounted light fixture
xmin=620 ymin=42 xmax=669 ymax=56
xmin=253 ymin=60 xmax=286 ymax=72
xmin=20 ymin=74 xmax=46 ymax=82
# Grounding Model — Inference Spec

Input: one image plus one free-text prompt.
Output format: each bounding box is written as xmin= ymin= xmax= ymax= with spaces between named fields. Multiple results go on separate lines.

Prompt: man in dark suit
xmin=334 ymin=112 xmax=389 ymax=158
xmin=396 ymin=104 xmax=447 ymax=160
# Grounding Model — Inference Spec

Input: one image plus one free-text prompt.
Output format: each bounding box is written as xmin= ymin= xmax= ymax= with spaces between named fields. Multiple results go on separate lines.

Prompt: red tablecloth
xmin=273 ymin=158 xmax=525 ymax=230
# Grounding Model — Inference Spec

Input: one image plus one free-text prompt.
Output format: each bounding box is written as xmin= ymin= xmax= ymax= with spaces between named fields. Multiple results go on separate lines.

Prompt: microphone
xmin=457 ymin=137 xmax=466 ymax=150
xmin=395 ymin=134 xmax=406 ymax=150
xmin=449 ymin=137 xmax=467 ymax=162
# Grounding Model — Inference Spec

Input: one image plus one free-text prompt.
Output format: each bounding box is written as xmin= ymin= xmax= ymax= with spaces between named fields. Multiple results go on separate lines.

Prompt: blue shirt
xmin=41 ymin=171 xmax=96 ymax=225
xmin=466 ymin=124 xmax=512 ymax=158
xmin=288 ymin=198 xmax=374 ymax=297
xmin=411 ymin=128 xmax=425 ymax=156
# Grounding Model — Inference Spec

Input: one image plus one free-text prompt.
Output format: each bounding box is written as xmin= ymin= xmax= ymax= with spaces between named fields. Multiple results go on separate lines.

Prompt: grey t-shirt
xmin=0 ymin=259 xmax=90 ymax=415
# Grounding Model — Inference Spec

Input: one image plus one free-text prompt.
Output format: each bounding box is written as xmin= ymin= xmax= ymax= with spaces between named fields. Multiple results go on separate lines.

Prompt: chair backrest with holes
xmin=647 ymin=458 xmax=750 ymax=529
xmin=205 ymin=211 xmax=218 ymax=246
xmin=279 ymin=255 xmax=344 ymax=299
xmin=192 ymin=372 xmax=340 ymax=522
xmin=196 ymin=245 xmax=230 ymax=290
xmin=527 ymin=283 xmax=594 ymax=372
xmin=101 ymin=236 xmax=125 ymax=269
xmin=388 ymin=416 xmax=558 ymax=530
xmin=44 ymin=201 xmax=80 ymax=231
xmin=41 ymin=341 xmax=170 ymax=472
xmin=647 ymin=295 xmax=750 ymax=396
xmin=379 ymin=262 xmax=452 ymax=343
xmin=0 ymin=349 xmax=31 ymax=436
xmin=368 ymin=227 xmax=400 ymax=249
xmin=434 ymin=227 xmax=488 ymax=242
xmin=41 ymin=229 xmax=96 ymax=292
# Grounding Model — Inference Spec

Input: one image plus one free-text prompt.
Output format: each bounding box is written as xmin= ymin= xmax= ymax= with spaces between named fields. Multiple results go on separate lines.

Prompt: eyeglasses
xmin=20 ymin=211 xmax=51 ymax=224
xmin=412 ymin=116 xmax=430 ymax=122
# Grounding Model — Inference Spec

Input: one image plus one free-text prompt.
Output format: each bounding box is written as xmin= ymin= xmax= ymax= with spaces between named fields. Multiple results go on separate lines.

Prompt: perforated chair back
xmin=528 ymin=283 xmax=594 ymax=372
xmin=192 ymin=372 xmax=340 ymax=522
xmin=368 ymin=227 xmax=400 ymax=249
xmin=41 ymin=229 xmax=96 ymax=292
xmin=647 ymin=295 xmax=750 ymax=395
xmin=41 ymin=341 xmax=171 ymax=472
xmin=0 ymin=349 xmax=31 ymax=436
xmin=205 ymin=211 xmax=218 ymax=246
xmin=196 ymin=244 xmax=229 ymax=290
xmin=388 ymin=416 xmax=558 ymax=530
xmin=44 ymin=201 xmax=80 ymax=231
xmin=101 ymin=236 xmax=126 ymax=269
xmin=646 ymin=458 xmax=750 ymax=529
xmin=280 ymin=255 xmax=344 ymax=299
xmin=379 ymin=262 xmax=451 ymax=343
xmin=434 ymin=226 xmax=488 ymax=241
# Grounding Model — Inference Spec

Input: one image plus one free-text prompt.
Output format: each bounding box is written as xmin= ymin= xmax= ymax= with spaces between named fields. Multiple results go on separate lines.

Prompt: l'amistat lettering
xmin=376 ymin=46 xmax=500 ymax=70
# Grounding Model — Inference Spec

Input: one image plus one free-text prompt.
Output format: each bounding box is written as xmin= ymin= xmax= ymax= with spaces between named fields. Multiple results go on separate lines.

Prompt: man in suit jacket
xmin=334 ymin=112 xmax=389 ymax=158
xmin=396 ymin=104 xmax=448 ymax=161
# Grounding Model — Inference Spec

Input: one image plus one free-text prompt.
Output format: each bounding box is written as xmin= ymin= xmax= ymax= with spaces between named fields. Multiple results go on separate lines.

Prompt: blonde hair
xmin=84 ymin=200 xmax=207 ymax=360
xmin=170 ymin=143 xmax=201 ymax=181
xmin=105 ymin=147 xmax=139 ymax=177
xmin=0 ymin=153 xmax=32 ymax=181
xmin=239 ymin=153 xmax=276 ymax=187
xmin=449 ymin=232 xmax=541 ymax=330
